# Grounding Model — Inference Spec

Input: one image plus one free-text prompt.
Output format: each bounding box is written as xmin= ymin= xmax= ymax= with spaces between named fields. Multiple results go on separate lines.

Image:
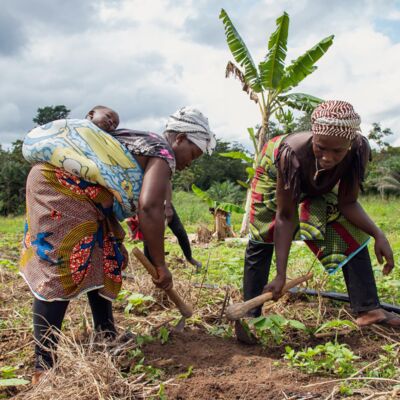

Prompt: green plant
xmin=249 ymin=314 xmax=307 ymax=345
xmin=177 ymin=365 xmax=193 ymax=379
xmin=314 ymin=319 xmax=357 ymax=335
xmin=0 ymin=366 xmax=29 ymax=387
xmin=284 ymin=342 xmax=359 ymax=377
xmin=158 ymin=326 xmax=170 ymax=344
xmin=220 ymin=9 xmax=333 ymax=151
xmin=206 ymin=324 xmax=233 ymax=339
xmin=366 ymin=344 xmax=399 ymax=379
xmin=191 ymin=184 xmax=245 ymax=214
xmin=219 ymin=9 xmax=333 ymax=234
xmin=116 ymin=290 xmax=155 ymax=314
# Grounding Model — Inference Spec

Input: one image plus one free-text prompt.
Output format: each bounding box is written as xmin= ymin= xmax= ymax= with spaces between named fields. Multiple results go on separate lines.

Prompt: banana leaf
xmin=279 ymin=35 xmax=334 ymax=91
xmin=259 ymin=12 xmax=289 ymax=89
xmin=220 ymin=9 xmax=262 ymax=92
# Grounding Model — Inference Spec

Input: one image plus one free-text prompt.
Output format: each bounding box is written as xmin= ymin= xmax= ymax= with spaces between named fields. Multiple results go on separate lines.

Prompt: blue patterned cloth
xmin=23 ymin=119 xmax=143 ymax=220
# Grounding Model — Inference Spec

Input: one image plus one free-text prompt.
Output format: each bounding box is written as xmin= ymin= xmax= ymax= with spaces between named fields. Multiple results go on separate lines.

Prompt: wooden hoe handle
xmin=132 ymin=248 xmax=193 ymax=318
xmin=225 ymin=272 xmax=313 ymax=321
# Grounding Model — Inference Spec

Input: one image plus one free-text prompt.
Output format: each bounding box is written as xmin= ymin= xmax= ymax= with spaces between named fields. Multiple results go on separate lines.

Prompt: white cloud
xmin=0 ymin=0 xmax=399 ymax=151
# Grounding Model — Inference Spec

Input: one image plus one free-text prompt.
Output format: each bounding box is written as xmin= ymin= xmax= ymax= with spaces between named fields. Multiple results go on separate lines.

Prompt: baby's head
xmin=86 ymin=105 xmax=119 ymax=132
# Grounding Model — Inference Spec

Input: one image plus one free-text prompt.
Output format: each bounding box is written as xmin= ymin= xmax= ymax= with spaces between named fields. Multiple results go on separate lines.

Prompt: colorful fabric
xmin=22 ymin=119 xmax=143 ymax=219
xmin=111 ymin=129 xmax=176 ymax=173
xmin=249 ymin=135 xmax=370 ymax=274
xmin=311 ymin=100 xmax=361 ymax=140
xmin=20 ymin=163 xmax=127 ymax=301
xmin=165 ymin=106 xmax=216 ymax=155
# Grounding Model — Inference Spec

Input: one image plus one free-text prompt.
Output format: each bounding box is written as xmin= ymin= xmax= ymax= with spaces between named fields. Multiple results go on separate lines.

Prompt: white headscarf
xmin=165 ymin=106 xmax=216 ymax=155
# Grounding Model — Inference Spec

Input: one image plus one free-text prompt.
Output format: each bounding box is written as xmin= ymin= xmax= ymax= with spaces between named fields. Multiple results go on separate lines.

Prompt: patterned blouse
xmin=111 ymin=129 xmax=176 ymax=173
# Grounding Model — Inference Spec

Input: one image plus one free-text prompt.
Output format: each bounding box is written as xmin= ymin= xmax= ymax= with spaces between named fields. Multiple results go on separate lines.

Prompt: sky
xmin=1 ymin=0 xmax=400 ymax=149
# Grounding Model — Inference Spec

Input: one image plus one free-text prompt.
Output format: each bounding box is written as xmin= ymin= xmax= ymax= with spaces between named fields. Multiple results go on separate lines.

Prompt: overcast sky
xmin=1 ymin=0 xmax=400 ymax=149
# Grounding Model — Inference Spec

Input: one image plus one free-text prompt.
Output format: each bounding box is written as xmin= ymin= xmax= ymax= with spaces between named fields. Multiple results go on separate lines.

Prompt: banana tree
xmin=219 ymin=9 xmax=334 ymax=233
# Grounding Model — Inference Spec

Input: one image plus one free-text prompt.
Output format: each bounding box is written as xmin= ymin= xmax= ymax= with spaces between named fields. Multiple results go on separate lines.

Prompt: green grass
xmin=1 ymin=194 xmax=399 ymax=303
xmin=0 ymin=216 xmax=25 ymax=234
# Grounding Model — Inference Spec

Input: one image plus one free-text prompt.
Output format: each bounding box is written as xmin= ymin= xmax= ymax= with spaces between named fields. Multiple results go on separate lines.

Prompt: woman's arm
xmin=138 ymin=157 xmax=172 ymax=289
xmin=264 ymin=170 xmax=298 ymax=299
xmin=338 ymin=180 xmax=394 ymax=275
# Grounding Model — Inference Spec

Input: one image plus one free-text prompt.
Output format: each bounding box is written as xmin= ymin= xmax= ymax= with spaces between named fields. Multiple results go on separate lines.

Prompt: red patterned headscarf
xmin=311 ymin=100 xmax=361 ymax=140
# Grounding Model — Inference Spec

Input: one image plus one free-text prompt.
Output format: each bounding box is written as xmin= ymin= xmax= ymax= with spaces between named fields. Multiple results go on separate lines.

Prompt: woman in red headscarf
xmin=238 ymin=100 xmax=398 ymax=342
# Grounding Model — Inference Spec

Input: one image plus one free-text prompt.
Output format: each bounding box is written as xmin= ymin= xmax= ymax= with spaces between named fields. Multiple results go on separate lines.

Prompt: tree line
xmin=0 ymin=105 xmax=397 ymax=216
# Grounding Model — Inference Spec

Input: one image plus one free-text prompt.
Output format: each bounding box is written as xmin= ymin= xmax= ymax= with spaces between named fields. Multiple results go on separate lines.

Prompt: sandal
xmin=376 ymin=310 xmax=400 ymax=330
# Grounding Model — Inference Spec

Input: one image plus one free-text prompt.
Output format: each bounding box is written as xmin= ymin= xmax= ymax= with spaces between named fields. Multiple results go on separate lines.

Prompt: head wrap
xmin=311 ymin=100 xmax=361 ymax=140
xmin=165 ymin=106 xmax=216 ymax=155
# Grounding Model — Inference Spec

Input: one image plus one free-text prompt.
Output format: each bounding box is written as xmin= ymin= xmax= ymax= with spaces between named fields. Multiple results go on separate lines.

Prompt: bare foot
xmin=357 ymin=308 xmax=400 ymax=328
xmin=32 ymin=370 xmax=45 ymax=385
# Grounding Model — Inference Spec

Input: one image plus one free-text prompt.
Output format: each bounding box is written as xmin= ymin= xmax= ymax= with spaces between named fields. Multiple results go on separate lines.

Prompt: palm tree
xmin=219 ymin=9 xmax=334 ymax=233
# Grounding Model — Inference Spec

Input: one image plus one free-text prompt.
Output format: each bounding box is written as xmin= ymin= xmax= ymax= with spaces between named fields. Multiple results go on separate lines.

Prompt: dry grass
xmin=13 ymin=331 xmax=156 ymax=400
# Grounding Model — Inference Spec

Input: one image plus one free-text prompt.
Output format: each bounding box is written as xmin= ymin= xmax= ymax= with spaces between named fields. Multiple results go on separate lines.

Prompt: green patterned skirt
xmin=249 ymin=135 xmax=370 ymax=274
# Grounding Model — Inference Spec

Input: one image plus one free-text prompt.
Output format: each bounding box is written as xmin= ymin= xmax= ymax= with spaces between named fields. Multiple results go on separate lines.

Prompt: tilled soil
xmin=143 ymin=328 xmax=333 ymax=399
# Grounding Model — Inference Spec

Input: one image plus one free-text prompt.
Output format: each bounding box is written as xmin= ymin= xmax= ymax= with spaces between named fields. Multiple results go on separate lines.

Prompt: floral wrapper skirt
xmin=20 ymin=163 xmax=127 ymax=301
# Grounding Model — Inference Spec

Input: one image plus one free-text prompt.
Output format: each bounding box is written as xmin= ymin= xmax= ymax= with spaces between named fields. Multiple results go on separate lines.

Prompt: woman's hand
xmin=374 ymin=232 xmax=394 ymax=275
xmin=263 ymin=274 xmax=286 ymax=300
xmin=153 ymin=265 xmax=173 ymax=290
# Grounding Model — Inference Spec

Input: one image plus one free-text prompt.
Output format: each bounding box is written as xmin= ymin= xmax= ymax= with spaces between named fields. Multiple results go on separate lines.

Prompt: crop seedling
xmin=314 ymin=319 xmax=357 ymax=335
xmin=0 ymin=366 xmax=29 ymax=388
xmin=284 ymin=341 xmax=359 ymax=377
xmin=116 ymin=290 xmax=155 ymax=314
xmin=177 ymin=365 xmax=193 ymax=379
xmin=249 ymin=314 xmax=307 ymax=345
xmin=158 ymin=326 xmax=170 ymax=344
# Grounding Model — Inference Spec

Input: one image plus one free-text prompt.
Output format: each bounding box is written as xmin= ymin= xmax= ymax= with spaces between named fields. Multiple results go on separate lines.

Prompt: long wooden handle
xmin=132 ymin=248 xmax=193 ymax=318
xmin=225 ymin=272 xmax=313 ymax=321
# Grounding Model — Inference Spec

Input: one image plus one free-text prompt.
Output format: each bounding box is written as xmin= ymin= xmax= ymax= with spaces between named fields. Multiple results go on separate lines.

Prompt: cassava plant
xmin=219 ymin=9 xmax=334 ymax=234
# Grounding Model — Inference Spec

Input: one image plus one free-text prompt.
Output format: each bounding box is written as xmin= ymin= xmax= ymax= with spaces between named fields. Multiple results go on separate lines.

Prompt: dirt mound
xmin=143 ymin=328 xmax=329 ymax=399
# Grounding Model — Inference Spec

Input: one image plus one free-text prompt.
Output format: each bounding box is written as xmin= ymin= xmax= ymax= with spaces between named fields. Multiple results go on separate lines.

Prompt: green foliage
xmin=278 ymin=35 xmax=334 ymax=91
xmin=116 ymin=290 xmax=155 ymax=314
xmin=129 ymin=349 xmax=163 ymax=381
xmin=174 ymin=140 xmax=248 ymax=191
xmin=220 ymin=8 xmax=332 ymax=150
xmin=284 ymin=342 xmax=359 ymax=377
xmin=367 ymin=122 xmax=393 ymax=152
xmin=314 ymin=319 xmax=357 ymax=335
xmin=219 ymin=9 xmax=262 ymax=92
xmin=191 ymin=184 xmax=245 ymax=214
xmin=365 ymin=344 xmax=399 ymax=379
xmin=177 ymin=365 xmax=193 ymax=379
xmin=0 ymin=141 xmax=31 ymax=215
xmin=0 ymin=366 xmax=29 ymax=387
xmin=249 ymin=314 xmax=307 ymax=345
xmin=206 ymin=324 xmax=233 ymax=339
xmin=157 ymin=326 xmax=170 ymax=344
xmin=207 ymin=181 xmax=245 ymax=204
xmin=259 ymin=12 xmax=289 ymax=89
xmin=33 ymin=105 xmax=70 ymax=125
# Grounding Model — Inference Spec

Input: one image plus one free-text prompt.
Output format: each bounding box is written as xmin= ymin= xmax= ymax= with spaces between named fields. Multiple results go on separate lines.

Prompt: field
xmin=0 ymin=193 xmax=399 ymax=399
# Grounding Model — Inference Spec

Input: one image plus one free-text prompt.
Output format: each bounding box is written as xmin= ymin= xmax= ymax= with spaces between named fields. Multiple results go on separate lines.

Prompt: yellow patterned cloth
xmin=20 ymin=163 xmax=127 ymax=301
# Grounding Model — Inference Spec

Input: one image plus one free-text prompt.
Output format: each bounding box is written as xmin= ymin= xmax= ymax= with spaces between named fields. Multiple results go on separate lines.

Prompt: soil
xmin=0 ymin=235 xmax=398 ymax=400
xmin=143 ymin=328 xmax=331 ymax=400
